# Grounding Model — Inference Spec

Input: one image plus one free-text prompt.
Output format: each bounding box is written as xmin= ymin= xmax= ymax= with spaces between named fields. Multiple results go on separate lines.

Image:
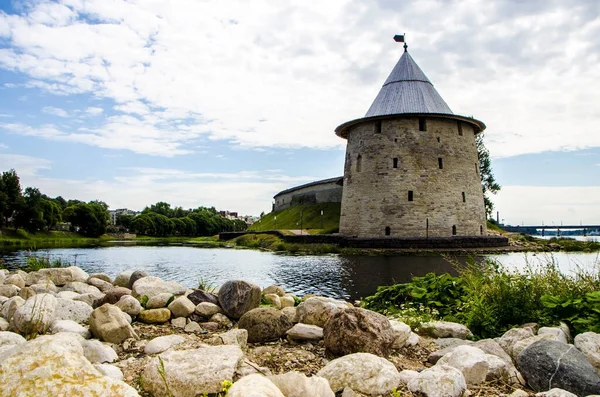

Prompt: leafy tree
xmin=0 ymin=169 xmax=23 ymax=227
xmin=130 ymin=214 xmax=154 ymax=235
xmin=63 ymin=202 xmax=108 ymax=237
xmin=116 ymin=214 xmax=135 ymax=230
xmin=476 ymin=134 xmax=501 ymax=218
xmin=14 ymin=187 xmax=45 ymax=232
xmin=145 ymin=202 xmax=173 ymax=218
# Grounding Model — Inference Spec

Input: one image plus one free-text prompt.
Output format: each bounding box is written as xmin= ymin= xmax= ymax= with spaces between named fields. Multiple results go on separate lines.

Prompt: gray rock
xmin=418 ymin=321 xmax=473 ymax=339
xmin=535 ymin=388 xmax=578 ymax=397
xmin=140 ymin=345 xmax=244 ymax=396
xmin=317 ymin=352 xmax=400 ymax=395
xmin=216 ymin=329 xmax=248 ymax=350
xmin=218 ymin=280 xmax=261 ymax=319
xmin=132 ymin=277 xmax=186 ymax=299
xmin=286 ymin=323 xmax=323 ymax=341
xmin=82 ymin=339 xmax=118 ymax=363
xmin=88 ymin=273 xmax=112 ymax=284
xmin=323 ymin=307 xmax=394 ymax=357
xmin=50 ymin=319 xmax=91 ymax=338
xmin=268 ymin=371 xmax=334 ymax=397
xmin=195 ymin=302 xmax=222 ymax=318
xmin=146 ymin=292 xmax=174 ymax=309
xmin=89 ymin=304 xmax=138 ymax=343
xmin=574 ymin=332 xmax=600 ymax=372
xmin=539 ymin=326 xmax=569 ymax=344
xmin=57 ymin=291 xmax=80 ymax=300
xmin=433 ymin=337 xmax=475 ymax=349
xmin=128 ymin=270 xmax=149 ymax=289
xmin=184 ymin=321 xmax=201 ymax=333
xmin=0 ymin=284 xmax=20 ymax=298
xmin=263 ymin=293 xmax=282 ymax=309
xmin=171 ymin=317 xmax=187 ymax=329
xmin=1 ymin=296 xmax=24 ymax=321
xmin=87 ymin=277 xmax=114 ymax=292
xmin=115 ymin=295 xmax=142 ymax=316
xmin=97 ymin=286 xmax=132 ymax=306
xmin=26 ymin=266 xmax=88 ymax=286
xmin=11 ymin=293 xmax=57 ymax=335
xmin=30 ymin=281 xmax=57 ymax=294
xmin=5 ymin=274 xmax=25 ymax=289
xmin=238 ymin=307 xmax=293 ymax=343
xmin=280 ymin=295 xmax=295 ymax=308
xmin=398 ymin=369 xmax=419 ymax=385
xmin=0 ymin=317 xmax=8 ymax=331
xmin=54 ymin=298 xmax=93 ymax=324
xmin=437 ymin=345 xmax=489 ymax=385
xmin=499 ymin=327 xmax=535 ymax=356
xmin=228 ymin=374 xmax=284 ymax=397
xmin=210 ymin=313 xmax=233 ymax=328
xmin=186 ymin=289 xmax=219 ymax=306
xmin=61 ymin=281 xmax=101 ymax=295
xmin=389 ymin=319 xmax=411 ymax=348
xmin=93 ymin=363 xmax=124 ymax=381
xmin=0 ymin=331 xmax=26 ymax=348
xmin=294 ymin=297 xmax=349 ymax=328
xmin=113 ymin=270 xmax=134 ymax=288
xmin=407 ymin=364 xmax=467 ymax=397
xmin=512 ymin=333 xmax=559 ymax=361
xmin=144 ymin=334 xmax=186 ymax=354
xmin=517 ymin=339 xmax=600 ymax=396
xmin=168 ymin=296 xmax=196 ymax=318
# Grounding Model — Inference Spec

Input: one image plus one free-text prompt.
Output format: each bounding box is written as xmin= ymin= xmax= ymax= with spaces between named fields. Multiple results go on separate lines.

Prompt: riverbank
xmin=2 ymin=227 xmax=599 ymax=256
xmin=2 ymin=265 xmax=600 ymax=395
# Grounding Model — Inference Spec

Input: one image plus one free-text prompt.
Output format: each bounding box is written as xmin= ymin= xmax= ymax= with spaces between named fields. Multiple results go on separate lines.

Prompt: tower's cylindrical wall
xmin=339 ymin=116 xmax=487 ymax=237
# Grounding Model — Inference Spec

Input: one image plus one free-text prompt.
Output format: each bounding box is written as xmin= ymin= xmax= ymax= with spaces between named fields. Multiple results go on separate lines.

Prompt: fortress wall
xmin=273 ymin=179 xmax=342 ymax=212
xmin=339 ymin=116 xmax=487 ymax=238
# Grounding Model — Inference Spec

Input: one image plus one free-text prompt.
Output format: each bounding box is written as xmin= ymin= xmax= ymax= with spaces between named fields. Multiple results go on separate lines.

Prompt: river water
xmin=1 ymin=246 xmax=598 ymax=300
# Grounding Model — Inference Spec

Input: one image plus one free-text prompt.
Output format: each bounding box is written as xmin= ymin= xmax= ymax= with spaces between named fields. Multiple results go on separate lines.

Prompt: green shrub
xmin=25 ymin=254 xmax=69 ymax=272
xmin=362 ymin=257 xmax=600 ymax=339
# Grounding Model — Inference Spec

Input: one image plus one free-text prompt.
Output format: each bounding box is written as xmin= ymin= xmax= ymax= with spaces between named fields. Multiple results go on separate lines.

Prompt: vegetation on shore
xmin=362 ymin=258 xmax=600 ymax=339
xmin=249 ymin=203 xmax=340 ymax=234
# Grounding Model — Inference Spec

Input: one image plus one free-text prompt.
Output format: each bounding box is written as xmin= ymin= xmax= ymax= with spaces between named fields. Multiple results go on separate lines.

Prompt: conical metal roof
xmin=335 ymin=49 xmax=485 ymax=137
xmin=365 ymin=51 xmax=453 ymax=117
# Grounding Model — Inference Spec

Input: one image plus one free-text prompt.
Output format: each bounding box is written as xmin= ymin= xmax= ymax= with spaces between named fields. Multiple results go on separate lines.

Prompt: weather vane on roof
xmin=394 ymin=33 xmax=407 ymax=52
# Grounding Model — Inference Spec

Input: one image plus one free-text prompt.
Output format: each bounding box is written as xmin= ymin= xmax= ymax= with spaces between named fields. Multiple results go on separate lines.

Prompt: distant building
xmin=109 ymin=208 xmax=139 ymax=225
xmin=272 ymin=177 xmax=343 ymax=212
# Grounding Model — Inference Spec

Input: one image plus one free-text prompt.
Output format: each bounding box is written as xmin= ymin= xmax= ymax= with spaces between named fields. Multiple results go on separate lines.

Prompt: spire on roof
xmin=364 ymin=40 xmax=453 ymax=117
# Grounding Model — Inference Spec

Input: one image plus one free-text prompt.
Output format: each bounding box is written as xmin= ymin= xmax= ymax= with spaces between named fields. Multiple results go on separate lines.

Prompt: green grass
xmin=24 ymin=253 xmax=70 ymax=271
xmin=249 ymin=203 xmax=340 ymax=233
xmin=363 ymin=257 xmax=600 ymax=338
xmin=233 ymin=233 xmax=341 ymax=254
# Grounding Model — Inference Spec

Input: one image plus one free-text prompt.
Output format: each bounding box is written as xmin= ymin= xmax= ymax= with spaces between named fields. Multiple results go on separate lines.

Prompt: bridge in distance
xmin=502 ymin=224 xmax=600 ymax=236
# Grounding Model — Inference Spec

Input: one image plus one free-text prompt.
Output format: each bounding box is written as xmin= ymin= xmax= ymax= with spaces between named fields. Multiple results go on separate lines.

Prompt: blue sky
xmin=0 ymin=0 xmax=599 ymax=225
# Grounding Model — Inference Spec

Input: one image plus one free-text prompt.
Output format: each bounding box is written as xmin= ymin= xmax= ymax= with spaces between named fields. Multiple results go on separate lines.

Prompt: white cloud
xmin=0 ymin=143 xmax=7 ymax=149
xmin=493 ymin=186 xmax=600 ymax=226
xmin=0 ymin=1 xmax=598 ymax=159
xmin=0 ymin=153 xmax=52 ymax=178
xmin=85 ymin=107 xmax=104 ymax=116
xmin=42 ymin=106 xmax=69 ymax=117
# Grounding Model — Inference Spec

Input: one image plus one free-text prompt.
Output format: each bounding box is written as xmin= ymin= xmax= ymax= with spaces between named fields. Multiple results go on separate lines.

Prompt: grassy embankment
xmin=249 ymin=203 xmax=341 ymax=234
xmin=0 ymin=228 xmax=113 ymax=250
xmin=362 ymin=257 xmax=600 ymax=339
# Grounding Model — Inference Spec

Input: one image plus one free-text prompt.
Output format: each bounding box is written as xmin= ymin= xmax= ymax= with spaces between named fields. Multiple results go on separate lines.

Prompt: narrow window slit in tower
xmin=408 ymin=191 xmax=413 ymax=201
xmin=437 ymin=137 xmax=440 ymax=143
xmin=385 ymin=226 xmax=391 ymax=236
xmin=480 ymin=225 xmax=484 ymax=235
xmin=438 ymin=158 xmax=443 ymax=169
xmin=419 ymin=118 xmax=427 ymax=131
xmin=452 ymin=225 xmax=457 ymax=235
xmin=393 ymin=158 xmax=398 ymax=168
xmin=457 ymin=122 xmax=463 ymax=136
xmin=394 ymin=138 xmax=397 ymax=142
xmin=462 ymin=192 xmax=466 ymax=202
xmin=356 ymin=155 xmax=362 ymax=172
xmin=374 ymin=120 xmax=382 ymax=134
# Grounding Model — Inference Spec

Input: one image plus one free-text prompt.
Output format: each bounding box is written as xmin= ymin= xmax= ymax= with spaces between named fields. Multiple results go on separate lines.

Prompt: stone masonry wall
xmin=339 ymin=116 xmax=487 ymax=238
xmin=273 ymin=180 xmax=342 ymax=212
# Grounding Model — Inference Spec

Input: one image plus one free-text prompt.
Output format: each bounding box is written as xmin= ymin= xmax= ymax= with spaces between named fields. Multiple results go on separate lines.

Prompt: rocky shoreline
xmin=1 ymin=266 xmax=600 ymax=396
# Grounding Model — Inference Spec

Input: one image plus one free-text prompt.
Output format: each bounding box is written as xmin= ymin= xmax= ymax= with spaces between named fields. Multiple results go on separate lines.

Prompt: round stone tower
xmin=336 ymin=43 xmax=487 ymax=238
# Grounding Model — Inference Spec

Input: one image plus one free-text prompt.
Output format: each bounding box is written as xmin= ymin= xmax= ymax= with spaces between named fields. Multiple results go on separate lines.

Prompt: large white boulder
xmin=132 ymin=276 xmax=187 ymax=299
xmin=81 ymin=339 xmax=118 ymax=363
xmin=141 ymin=345 xmax=244 ymax=396
xmin=389 ymin=319 xmax=411 ymax=348
xmin=54 ymin=298 xmax=93 ymax=324
xmin=269 ymin=371 xmax=334 ymax=397
xmin=407 ymin=364 xmax=467 ymax=397
xmin=575 ymin=331 xmax=600 ymax=372
xmin=538 ymin=326 xmax=569 ymax=344
xmin=437 ymin=345 xmax=489 ymax=385
xmin=228 ymin=374 xmax=284 ymax=397
xmin=317 ymin=353 xmax=400 ymax=396
xmin=418 ymin=321 xmax=472 ymax=339
xmin=26 ymin=266 xmax=89 ymax=286
xmin=0 ymin=333 xmax=139 ymax=396
xmin=88 ymin=304 xmax=138 ymax=343
xmin=498 ymin=327 xmax=535 ymax=356
xmin=144 ymin=334 xmax=186 ymax=355
xmin=50 ymin=319 xmax=91 ymax=339
xmin=294 ymin=297 xmax=349 ymax=327
xmin=11 ymin=293 xmax=57 ymax=335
